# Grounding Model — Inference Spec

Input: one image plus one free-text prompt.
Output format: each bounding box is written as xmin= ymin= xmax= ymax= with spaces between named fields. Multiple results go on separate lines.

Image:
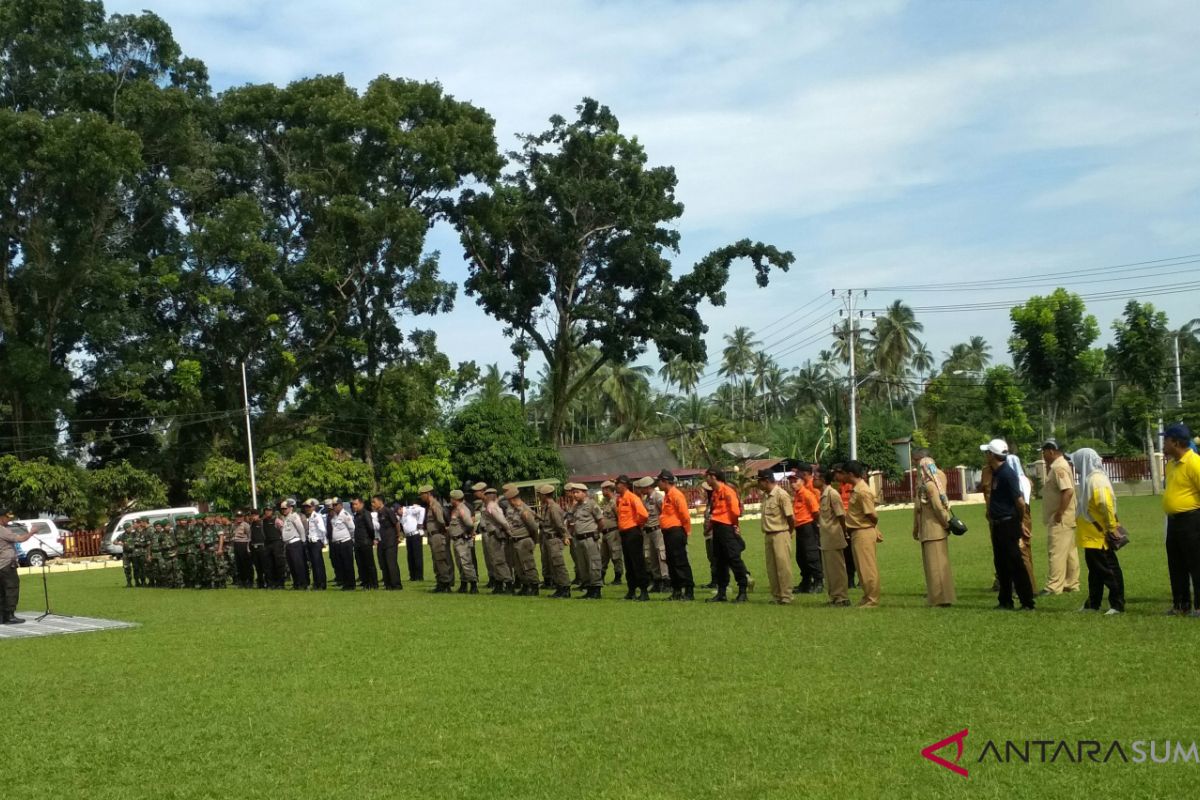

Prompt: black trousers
xmin=285 ymin=541 xmax=309 ymax=589
xmin=355 ymin=543 xmax=379 ymax=588
xmin=991 ymin=517 xmax=1034 ymax=608
xmin=1084 ymin=547 xmax=1125 ymax=612
xmin=705 ymin=536 xmax=716 ymax=584
xmin=233 ymin=542 xmax=253 ymax=587
xmin=795 ymin=521 xmax=822 ymax=587
xmin=662 ymin=527 xmax=693 ymax=590
xmin=330 ymin=540 xmax=355 ymax=589
xmin=405 ymin=535 xmax=424 ymax=581
xmin=250 ymin=544 xmax=270 ymax=588
xmin=378 ymin=537 xmax=402 ymax=589
xmin=844 ymin=534 xmax=857 ymax=587
xmin=0 ymin=563 xmax=19 ymax=615
xmin=711 ymin=522 xmax=749 ymax=592
xmin=1166 ymin=509 xmax=1200 ymax=611
xmin=265 ymin=540 xmax=287 ymax=588
xmin=305 ymin=542 xmax=327 ymax=590
xmin=619 ymin=528 xmax=650 ymax=590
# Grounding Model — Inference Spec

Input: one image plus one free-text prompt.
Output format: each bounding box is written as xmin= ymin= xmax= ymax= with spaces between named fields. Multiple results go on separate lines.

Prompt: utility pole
xmin=1174 ymin=333 xmax=1184 ymax=408
xmin=837 ymin=289 xmax=867 ymax=461
xmin=241 ymin=362 xmax=259 ymax=510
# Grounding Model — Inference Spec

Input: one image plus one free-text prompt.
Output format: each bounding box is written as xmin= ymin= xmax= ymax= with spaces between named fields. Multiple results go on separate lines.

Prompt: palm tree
xmin=911 ymin=341 xmax=935 ymax=380
xmin=720 ymin=326 xmax=759 ymax=420
xmin=600 ymin=362 xmax=653 ymax=431
xmin=658 ymin=355 xmax=705 ymax=397
xmin=472 ymin=364 xmax=513 ymax=404
xmin=750 ymin=351 xmax=777 ymax=422
xmin=942 ymin=336 xmax=992 ymax=374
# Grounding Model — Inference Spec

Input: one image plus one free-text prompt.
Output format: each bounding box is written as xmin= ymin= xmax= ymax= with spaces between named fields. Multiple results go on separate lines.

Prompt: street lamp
xmin=656 ymin=411 xmax=687 ymax=467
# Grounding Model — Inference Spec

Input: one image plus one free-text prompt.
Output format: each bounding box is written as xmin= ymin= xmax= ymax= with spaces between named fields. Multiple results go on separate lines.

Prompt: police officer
xmin=567 ymin=483 xmax=604 ymax=599
xmin=471 ymin=482 xmax=497 ymax=588
xmin=535 ymin=485 xmax=571 ymax=598
xmin=598 ymin=481 xmax=624 ymax=585
xmin=351 ymin=497 xmax=379 ymax=590
xmin=422 ymin=485 xmax=453 ymax=593
xmin=261 ymin=505 xmax=286 ymax=589
xmin=481 ymin=487 xmax=513 ymax=594
xmin=0 ymin=509 xmax=35 ymax=624
xmin=447 ymin=490 xmax=478 ymax=593
xmin=503 ymin=487 xmax=540 ymax=596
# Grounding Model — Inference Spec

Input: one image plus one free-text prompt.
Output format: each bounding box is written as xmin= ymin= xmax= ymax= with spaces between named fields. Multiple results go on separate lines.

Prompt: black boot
xmin=668 ymin=589 xmax=682 ymax=601
xmin=812 ymin=580 xmax=825 ymax=595
xmin=624 ymin=586 xmax=636 ymax=600
xmin=703 ymin=581 xmax=717 ymax=589
xmin=491 ymin=582 xmax=505 ymax=595
xmin=457 ymin=581 xmax=468 ymax=594
xmin=528 ymin=584 xmax=540 ymax=597
xmin=571 ymin=577 xmax=582 ymax=587
xmin=3 ymin=613 xmax=25 ymax=624
xmin=575 ymin=587 xmax=592 ymax=599
xmin=486 ymin=579 xmax=495 ymax=589
xmin=683 ymin=586 xmax=695 ymax=601
xmin=637 ymin=588 xmax=650 ymax=602
xmin=733 ymin=587 xmax=749 ymax=603
xmin=554 ymin=586 xmax=571 ymax=598
xmin=541 ymin=580 xmax=554 ymax=590
xmin=706 ymin=590 xmax=728 ymax=603
xmin=612 ymin=573 xmax=623 ymax=586
xmin=650 ymin=579 xmax=662 ymax=593
xmin=589 ymin=587 xmax=603 ymax=599
xmin=469 ymin=582 xmax=478 ymax=594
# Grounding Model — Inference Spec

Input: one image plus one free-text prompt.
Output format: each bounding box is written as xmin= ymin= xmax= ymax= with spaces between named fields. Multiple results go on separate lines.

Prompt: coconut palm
xmin=911 ymin=341 xmax=935 ymax=380
xmin=720 ymin=326 xmax=760 ymax=420
xmin=658 ymin=355 xmax=705 ymax=397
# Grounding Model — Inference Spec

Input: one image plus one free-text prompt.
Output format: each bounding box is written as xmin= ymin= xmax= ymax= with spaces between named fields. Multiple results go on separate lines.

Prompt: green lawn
xmin=4 ymin=495 xmax=1196 ymax=799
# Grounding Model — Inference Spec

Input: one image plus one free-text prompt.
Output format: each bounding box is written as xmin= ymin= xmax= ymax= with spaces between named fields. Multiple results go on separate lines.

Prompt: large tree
xmin=455 ymin=98 xmax=793 ymax=444
xmin=1111 ymin=299 xmax=1171 ymax=460
xmin=1008 ymin=288 xmax=1100 ymax=433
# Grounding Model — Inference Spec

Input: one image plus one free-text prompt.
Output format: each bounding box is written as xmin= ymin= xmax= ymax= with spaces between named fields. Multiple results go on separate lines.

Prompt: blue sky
xmin=109 ymin=0 xmax=1200 ymax=384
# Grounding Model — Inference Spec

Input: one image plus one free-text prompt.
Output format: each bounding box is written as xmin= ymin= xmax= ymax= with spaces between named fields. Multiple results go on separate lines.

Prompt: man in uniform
xmin=372 ymin=495 xmax=403 ymax=590
xmin=446 ymin=490 xmax=478 ymax=593
xmin=566 ymin=483 xmax=604 ymax=599
xmin=816 ymin=468 xmax=851 ymax=607
xmin=131 ymin=520 xmax=151 ymax=587
xmin=535 ymin=485 xmax=571 ymax=598
xmin=656 ymin=470 xmax=695 ymax=601
xmin=155 ymin=519 xmax=181 ymax=589
xmin=204 ymin=514 xmax=228 ymax=589
xmin=844 ymin=461 xmax=883 ymax=608
xmin=172 ymin=516 xmax=193 ymax=589
xmin=481 ymin=487 xmax=514 ymax=594
xmin=471 ymin=482 xmax=497 ymax=588
xmin=615 ymin=475 xmax=651 ymax=601
xmin=301 ymin=499 xmax=328 ymax=591
xmin=121 ymin=523 xmax=136 ymax=587
xmin=230 ymin=511 xmax=253 ymax=588
xmin=634 ymin=476 xmax=670 ymax=592
xmin=705 ymin=468 xmax=749 ymax=603
xmin=261 ymin=505 xmax=286 ymax=589
xmin=498 ymin=483 xmax=522 ymax=587
xmin=757 ymin=468 xmax=795 ymax=604
xmin=280 ymin=500 xmax=308 ymax=589
xmin=501 ymin=487 xmax=539 ymax=596
xmin=351 ymin=497 xmax=378 ymax=590
xmin=791 ymin=463 xmax=823 ymax=594
xmin=327 ymin=498 xmax=356 ymax=591
xmin=0 ymin=509 xmax=35 ymax=624
xmin=1040 ymin=439 xmax=1080 ymax=596
xmin=248 ymin=509 xmax=269 ymax=589
xmin=598 ymin=481 xmax=624 ymax=585
xmin=421 ymin=485 xmax=453 ymax=593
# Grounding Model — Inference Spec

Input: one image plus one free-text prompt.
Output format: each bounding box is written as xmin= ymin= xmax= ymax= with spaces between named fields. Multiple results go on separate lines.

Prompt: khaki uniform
xmin=913 ymin=462 xmax=956 ymax=606
xmin=846 ymin=481 xmax=881 ymax=607
xmin=817 ymin=484 xmax=849 ymax=603
xmin=538 ymin=501 xmax=570 ymax=588
xmin=506 ymin=503 xmax=541 ymax=587
xmin=447 ymin=503 xmax=477 ymax=583
xmin=568 ymin=498 xmax=604 ymax=589
xmin=474 ymin=498 xmax=499 ymax=584
xmin=481 ymin=501 xmax=513 ymax=584
xmin=598 ymin=495 xmax=623 ymax=580
xmin=425 ymin=501 xmax=454 ymax=586
xmin=1042 ymin=455 xmax=1080 ymax=593
xmin=760 ymin=484 xmax=795 ymax=603
xmin=641 ymin=490 xmax=669 ymax=583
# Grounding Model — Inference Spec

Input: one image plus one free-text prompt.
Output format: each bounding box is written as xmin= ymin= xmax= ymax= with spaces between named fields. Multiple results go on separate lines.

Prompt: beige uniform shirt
xmin=760 ymin=485 xmax=794 ymax=533
xmin=817 ymin=485 xmax=847 ymax=549
xmin=846 ymin=481 xmax=877 ymax=530
xmin=1041 ymin=456 xmax=1077 ymax=527
xmin=0 ymin=525 xmax=24 ymax=569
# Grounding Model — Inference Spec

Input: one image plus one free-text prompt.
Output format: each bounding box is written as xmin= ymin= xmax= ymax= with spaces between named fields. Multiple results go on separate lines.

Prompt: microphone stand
xmin=34 ymin=558 xmax=73 ymax=622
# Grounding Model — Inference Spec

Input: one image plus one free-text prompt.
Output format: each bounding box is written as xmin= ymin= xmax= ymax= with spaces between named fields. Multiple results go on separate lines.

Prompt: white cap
xmin=979 ymin=438 xmax=1008 ymax=456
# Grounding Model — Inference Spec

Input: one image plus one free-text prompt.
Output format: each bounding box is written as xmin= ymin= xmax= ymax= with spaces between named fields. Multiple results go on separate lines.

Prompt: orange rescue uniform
xmin=659 ymin=485 xmax=691 ymax=534
xmin=709 ymin=482 xmax=742 ymax=526
xmin=616 ymin=491 xmax=649 ymax=531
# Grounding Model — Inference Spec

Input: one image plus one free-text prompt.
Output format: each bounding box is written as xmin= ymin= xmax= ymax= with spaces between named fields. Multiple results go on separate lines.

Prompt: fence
xmin=880 ymin=468 xmax=964 ymax=504
xmin=1102 ymin=457 xmax=1151 ymax=483
xmin=61 ymin=531 xmax=104 ymax=558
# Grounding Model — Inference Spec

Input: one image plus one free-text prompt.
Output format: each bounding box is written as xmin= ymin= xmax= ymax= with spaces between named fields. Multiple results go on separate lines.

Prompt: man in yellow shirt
xmin=1161 ymin=423 xmax=1200 ymax=616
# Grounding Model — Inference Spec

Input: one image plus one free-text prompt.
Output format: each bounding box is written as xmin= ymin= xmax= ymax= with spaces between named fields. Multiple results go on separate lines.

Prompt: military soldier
xmin=532 ymin=485 xmax=570 ymax=598
xmin=566 ymin=483 xmax=604 ymax=599
xmin=203 ymin=515 xmax=228 ymax=589
xmin=634 ymin=476 xmax=670 ymax=592
xmin=121 ymin=523 xmax=136 ymax=587
xmin=446 ymin=490 xmax=478 ymax=593
xmin=504 ymin=487 xmax=541 ymax=596
xmin=155 ymin=519 xmax=180 ymax=589
xmin=175 ymin=517 xmax=197 ymax=589
xmin=598 ymin=481 xmax=624 ymax=585
xmin=132 ymin=519 xmax=151 ymax=587
xmin=421 ymin=485 xmax=454 ymax=593
xmin=480 ymin=487 xmax=513 ymax=594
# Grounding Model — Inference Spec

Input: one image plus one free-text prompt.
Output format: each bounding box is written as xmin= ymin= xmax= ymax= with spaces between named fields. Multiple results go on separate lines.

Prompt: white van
xmin=13 ymin=518 xmax=67 ymax=567
xmin=101 ymin=507 xmax=200 ymax=556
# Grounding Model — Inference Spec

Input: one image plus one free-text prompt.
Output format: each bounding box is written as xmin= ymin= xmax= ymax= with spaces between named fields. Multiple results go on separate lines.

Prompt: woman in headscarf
xmin=1071 ymin=448 xmax=1125 ymax=615
xmin=1006 ymin=452 xmax=1039 ymax=593
xmin=912 ymin=449 xmax=956 ymax=607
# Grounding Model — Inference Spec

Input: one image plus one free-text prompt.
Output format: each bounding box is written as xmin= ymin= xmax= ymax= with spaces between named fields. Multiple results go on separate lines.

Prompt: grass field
xmin=4 ymin=495 xmax=1197 ymax=799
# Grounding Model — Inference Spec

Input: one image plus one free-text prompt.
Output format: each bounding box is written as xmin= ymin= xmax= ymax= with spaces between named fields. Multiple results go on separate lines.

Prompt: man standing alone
xmin=1162 ymin=423 xmax=1200 ymax=616
xmin=1040 ymin=440 xmax=1080 ymax=596
xmin=0 ymin=510 xmax=34 ymax=624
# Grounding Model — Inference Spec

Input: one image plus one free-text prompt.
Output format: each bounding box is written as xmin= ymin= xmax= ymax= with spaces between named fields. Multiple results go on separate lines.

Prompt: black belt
xmin=1168 ymin=508 xmax=1200 ymax=519
xmin=644 ymin=526 xmax=660 ymax=533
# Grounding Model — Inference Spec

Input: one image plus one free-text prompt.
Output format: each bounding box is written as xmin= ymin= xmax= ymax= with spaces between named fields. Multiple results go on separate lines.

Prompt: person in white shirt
xmin=326 ymin=498 xmax=356 ymax=591
xmin=280 ymin=500 xmax=309 ymax=590
xmin=402 ymin=502 xmax=427 ymax=582
xmin=300 ymin=499 xmax=328 ymax=590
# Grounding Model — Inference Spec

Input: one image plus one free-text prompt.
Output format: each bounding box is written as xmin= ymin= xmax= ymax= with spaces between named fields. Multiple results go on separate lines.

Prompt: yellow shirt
xmin=759 ymin=485 xmax=794 ymax=533
xmin=845 ymin=481 xmax=877 ymax=530
xmin=1041 ymin=456 xmax=1076 ymax=527
xmin=1077 ymin=473 xmax=1117 ymax=550
xmin=1163 ymin=449 xmax=1200 ymax=515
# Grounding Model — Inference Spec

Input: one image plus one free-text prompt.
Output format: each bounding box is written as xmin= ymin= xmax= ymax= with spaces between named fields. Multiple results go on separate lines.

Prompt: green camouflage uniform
xmin=121 ymin=524 xmax=135 ymax=587
xmin=199 ymin=518 xmax=227 ymax=589
xmin=130 ymin=524 xmax=148 ymax=586
xmin=152 ymin=522 xmax=180 ymax=588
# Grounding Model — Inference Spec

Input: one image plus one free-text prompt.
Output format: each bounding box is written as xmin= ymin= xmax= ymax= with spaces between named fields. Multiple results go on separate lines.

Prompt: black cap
xmin=757 ymin=468 xmax=776 ymax=481
xmin=795 ymin=461 xmax=813 ymax=473
xmin=616 ymin=474 xmax=633 ymax=487
xmin=656 ymin=469 xmax=675 ymax=483
xmin=1041 ymin=439 xmax=1061 ymax=451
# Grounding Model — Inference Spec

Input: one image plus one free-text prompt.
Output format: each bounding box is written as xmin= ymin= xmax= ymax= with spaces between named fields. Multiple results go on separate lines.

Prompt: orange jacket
xmin=840 ymin=482 xmax=852 ymax=510
xmin=616 ymin=490 xmax=649 ymax=530
xmin=659 ymin=485 xmax=691 ymax=534
xmin=792 ymin=477 xmax=819 ymax=525
xmin=709 ymin=482 xmax=742 ymax=526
